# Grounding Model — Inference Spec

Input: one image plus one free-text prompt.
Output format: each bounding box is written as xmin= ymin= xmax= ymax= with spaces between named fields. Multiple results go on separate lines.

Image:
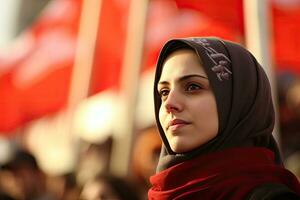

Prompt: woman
xmin=148 ymin=37 xmax=300 ymax=200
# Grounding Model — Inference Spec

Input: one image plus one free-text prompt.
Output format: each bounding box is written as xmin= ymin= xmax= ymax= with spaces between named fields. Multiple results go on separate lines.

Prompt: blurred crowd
xmin=0 ymin=126 xmax=161 ymax=200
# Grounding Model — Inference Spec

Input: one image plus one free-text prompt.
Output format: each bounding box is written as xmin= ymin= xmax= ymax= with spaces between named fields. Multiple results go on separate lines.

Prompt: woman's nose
xmin=164 ymin=90 xmax=182 ymax=113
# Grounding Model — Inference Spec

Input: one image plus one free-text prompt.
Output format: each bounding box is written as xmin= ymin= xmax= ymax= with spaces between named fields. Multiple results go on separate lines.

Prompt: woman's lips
xmin=167 ymin=119 xmax=190 ymax=131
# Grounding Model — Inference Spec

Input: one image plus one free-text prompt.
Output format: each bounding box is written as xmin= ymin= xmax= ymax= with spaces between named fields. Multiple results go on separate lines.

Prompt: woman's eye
xmin=159 ymin=89 xmax=169 ymax=98
xmin=186 ymin=83 xmax=201 ymax=92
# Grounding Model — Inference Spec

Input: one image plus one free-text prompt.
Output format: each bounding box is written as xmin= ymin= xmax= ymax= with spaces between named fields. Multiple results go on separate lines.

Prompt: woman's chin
xmin=170 ymin=145 xmax=191 ymax=154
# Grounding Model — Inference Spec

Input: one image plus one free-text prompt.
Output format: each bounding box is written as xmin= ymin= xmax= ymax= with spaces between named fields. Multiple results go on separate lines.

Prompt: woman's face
xmin=157 ymin=49 xmax=219 ymax=153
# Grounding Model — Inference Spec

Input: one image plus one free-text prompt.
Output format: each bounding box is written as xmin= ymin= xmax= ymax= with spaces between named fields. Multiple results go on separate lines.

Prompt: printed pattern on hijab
xmin=190 ymin=38 xmax=232 ymax=81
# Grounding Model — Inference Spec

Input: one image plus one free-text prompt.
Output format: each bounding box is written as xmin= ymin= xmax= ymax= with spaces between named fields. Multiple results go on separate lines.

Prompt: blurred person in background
xmin=0 ymin=166 xmax=17 ymax=200
xmin=277 ymin=71 xmax=300 ymax=181
xmin=0 ymin=166 xmax=21 ymax=200
xmin=76 ymin=138 xmax=112 ymax=188
xmin=61 ymin=173 xmax=81 ymax=200
xmin=46 ymin=173 xmax=80 ymax=200
xmin=1 ymin=149 xmax=55 ymax=200
xmin=285 ymin=150 xmax=300 ymax=182
xmin=0 ymin=192 xmax=17 ymax=200
xmin=79 ymin=173 xmax=140 ymax=200
xmin=148 ymin=37 xmax=300 ymax=199
xmin=132 ymin=126 xmax=161 ymax=199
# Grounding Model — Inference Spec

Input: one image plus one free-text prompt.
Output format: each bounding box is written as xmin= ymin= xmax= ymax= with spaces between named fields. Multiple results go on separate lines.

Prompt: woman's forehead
xmin=159 ymin=49 xmax=207 ymax=81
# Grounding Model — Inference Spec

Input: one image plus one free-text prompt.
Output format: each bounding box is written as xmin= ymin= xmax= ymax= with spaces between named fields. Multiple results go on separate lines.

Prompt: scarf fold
xmin=148 ymin=147 xmax=300 ymax=200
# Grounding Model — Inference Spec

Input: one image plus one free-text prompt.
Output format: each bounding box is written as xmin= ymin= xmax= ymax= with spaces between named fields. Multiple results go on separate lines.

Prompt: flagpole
xmin=65 ymin=0 xmax=103 ymax=170
xmin=67 ymin=0 xmax=103 ymax=155
xmin=243 ymin=0 xmax=281 ymax=144
xmin=109 ymin=0 xmax=149 ymax=176
xmin=68 ymin=0 xmax=102 ymax=108
xmin=0 ymin=0 xmax=21 ymax=50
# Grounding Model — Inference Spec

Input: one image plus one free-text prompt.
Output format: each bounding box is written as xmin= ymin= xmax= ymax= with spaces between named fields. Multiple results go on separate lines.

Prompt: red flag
xmin=173 ymin=0 xmax=244 ymax=34
xmin=0 ymin=0 xmax=82 ymax=133
xmin=271 ymin=1 xmax=300 ymax=74
xmin=0 ymin=0 xmax=132 ymax=133
xmin=143 ymin=0 xmax=242 ymax=71
xmin=89 ymin=0 xmax=130 ymax=94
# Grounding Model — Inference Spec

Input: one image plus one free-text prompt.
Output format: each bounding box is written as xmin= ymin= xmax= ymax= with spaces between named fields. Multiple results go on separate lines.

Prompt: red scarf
xmin=148 ymin=147 xmax=300 ymax=200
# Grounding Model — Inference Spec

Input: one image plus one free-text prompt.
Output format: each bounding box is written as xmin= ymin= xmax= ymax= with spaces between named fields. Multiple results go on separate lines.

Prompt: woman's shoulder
xmin=246 ymin=183 xmax=300 ymax=200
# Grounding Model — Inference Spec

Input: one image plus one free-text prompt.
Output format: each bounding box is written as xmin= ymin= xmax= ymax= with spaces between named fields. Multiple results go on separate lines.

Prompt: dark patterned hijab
xmin=153 ymin=37 xmax=282 ymax=172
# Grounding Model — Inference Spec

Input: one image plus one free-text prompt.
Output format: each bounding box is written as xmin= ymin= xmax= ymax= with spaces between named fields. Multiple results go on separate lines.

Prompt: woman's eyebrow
xmin=178 ymin=74 xmax=208 ymax=82
xmin=158 ymin=74 xmax=208 ymax=86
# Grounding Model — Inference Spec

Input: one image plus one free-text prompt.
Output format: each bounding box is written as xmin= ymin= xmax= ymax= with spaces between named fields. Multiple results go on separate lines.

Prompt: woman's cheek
xmin=159 ymin=107 xmax=167 ymax=130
